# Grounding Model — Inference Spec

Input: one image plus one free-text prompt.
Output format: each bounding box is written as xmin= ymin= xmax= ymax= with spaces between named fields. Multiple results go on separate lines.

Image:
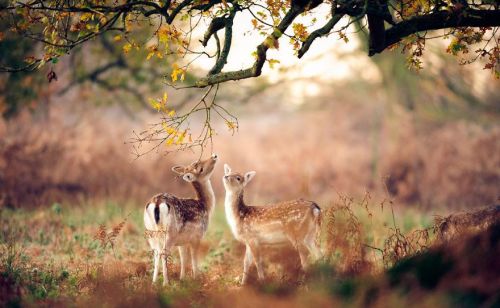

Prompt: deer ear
xmin=182 ymin=173 xmax=195 ymax=182
xmin=172 ymin=165 xmax=185 ymax=175
xmin=243 ymin=171 xmax=256 ymax=185
xmin=224 ymin=164 xmax=232 ymax=176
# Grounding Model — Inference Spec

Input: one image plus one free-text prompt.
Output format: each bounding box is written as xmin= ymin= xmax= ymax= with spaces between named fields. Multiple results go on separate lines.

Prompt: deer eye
xmin=236 ymin=176 xmax=241 ymax=181
xmin=200 ymin=167 xmax=204 ymax=172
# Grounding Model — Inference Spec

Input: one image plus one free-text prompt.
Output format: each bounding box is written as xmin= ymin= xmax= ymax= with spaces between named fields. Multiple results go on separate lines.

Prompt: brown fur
xmin=144 ymin=154 xmax=217 ymax=285
xmin=232 ymin=194 xmax=320 ymax=244
xmin=146 ymin=192 xmax=209 ymax=232
xmin=435 ymin=205 xmax=500 ymax=242
xmin=223 ymin=165 xmax=321 ymax=284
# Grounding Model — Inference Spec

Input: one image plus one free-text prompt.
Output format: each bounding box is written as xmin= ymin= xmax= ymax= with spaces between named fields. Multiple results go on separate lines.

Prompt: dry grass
xmin=1 ymin=195 xmax=499 ymax=307
xmin=382 ymin=119 xmax=500 ymax=208
xmin=1 ymin=101 xmax=498 ymax=210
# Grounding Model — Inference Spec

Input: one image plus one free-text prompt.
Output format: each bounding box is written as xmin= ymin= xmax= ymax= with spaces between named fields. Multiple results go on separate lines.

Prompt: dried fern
xmin=93 ymin=219 xmax=127 ymax=252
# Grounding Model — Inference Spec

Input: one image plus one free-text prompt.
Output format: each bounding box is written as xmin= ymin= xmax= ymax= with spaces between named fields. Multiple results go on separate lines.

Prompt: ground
xmin=3 ymin=196 xmax=468 ymax=307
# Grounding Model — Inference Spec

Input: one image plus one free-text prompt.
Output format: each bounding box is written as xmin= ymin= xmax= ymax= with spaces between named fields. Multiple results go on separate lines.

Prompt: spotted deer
xmin=222 ymin=164 xmax=322 ymax=284
xmin=144 ymin=154 xmax=217 ymax=285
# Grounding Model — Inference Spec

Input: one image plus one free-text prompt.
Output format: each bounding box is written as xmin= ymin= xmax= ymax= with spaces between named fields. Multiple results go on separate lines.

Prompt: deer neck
xmin=225 ymin=190 xmax=247 ymax=219
xmin=192 ymin=179 xmax=215 ymax=214
xmin=224 ymin=190 xmax=247 ymax=237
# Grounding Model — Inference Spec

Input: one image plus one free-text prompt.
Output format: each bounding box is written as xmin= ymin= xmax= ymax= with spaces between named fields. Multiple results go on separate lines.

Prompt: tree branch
xmin=201 ymin=17 xmax=227 ymax=47
xmin=208 ymin=9 xmax=236 ymax=75
xmin=298 ymin=9 xmax=345 ymax=58
xmin=166 ymin=0 xmax=193 ymax=23
xmin=195 ymin=5 xmax=304 ymax=87
xmin=190 ymin=0 xmax=223 ymax=12
xmin=370 ymin=9 xmax=500 ymax=55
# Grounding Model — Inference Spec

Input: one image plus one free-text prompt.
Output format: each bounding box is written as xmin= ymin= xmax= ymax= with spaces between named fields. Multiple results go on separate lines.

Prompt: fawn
xmin=144 ymin=154 xmax=217 ymax=285
xmin=222 ymin=164 xmax=322 ymax=284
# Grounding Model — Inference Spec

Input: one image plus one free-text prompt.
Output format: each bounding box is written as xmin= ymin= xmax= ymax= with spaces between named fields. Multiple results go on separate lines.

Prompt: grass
xmin=0 ymin=197 xmax=493 ymax=307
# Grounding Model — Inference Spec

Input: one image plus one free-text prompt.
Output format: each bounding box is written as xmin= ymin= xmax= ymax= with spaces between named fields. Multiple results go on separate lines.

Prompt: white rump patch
xmin=144 ymin=203 xmax=157 ymax=230
xmin=158 ymin=202 xmax=171 ymax=228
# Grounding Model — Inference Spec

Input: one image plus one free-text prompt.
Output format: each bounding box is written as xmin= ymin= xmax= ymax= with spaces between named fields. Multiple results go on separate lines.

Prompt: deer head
xmin=172 ymin=154 xmax=218 ymax=182
xmin=222 ymin=163 xmax=256 ymax=194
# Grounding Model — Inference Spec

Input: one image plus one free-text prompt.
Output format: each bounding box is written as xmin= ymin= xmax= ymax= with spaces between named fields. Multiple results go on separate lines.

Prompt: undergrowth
xmin=0 ymin=195 xmax=496 ymax=307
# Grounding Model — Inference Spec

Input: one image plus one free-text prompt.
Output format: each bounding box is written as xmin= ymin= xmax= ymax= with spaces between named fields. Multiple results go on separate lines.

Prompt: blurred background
xmin=0 ymin=17 xmax=499 ymax=213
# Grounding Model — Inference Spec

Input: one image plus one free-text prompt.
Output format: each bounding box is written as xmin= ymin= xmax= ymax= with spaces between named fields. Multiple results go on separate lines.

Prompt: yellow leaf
xmin=158 ymin=26 xmax=170 ymax=44
xmin=176 ymin=131 xmax=186 ymax=144
xmin=168 ymin=110 xmax=175 ymax=117
xmin=251 ymin=19 xmax=258 ymax=29
xmin=80 ymin=13 xmax=93 ymax=22
xmin=162 ymin=122 xmax=177 ymax=135
xmin=225 ymin=120 xmax=238 ymax=132
xmin=148 ymin=98 xmax=162 ymax=112
xmin=292 ymin=23 xmax=308 ymax=41
xmin=113 ymin=35 xmax=122 ymax=42
xmin=171 ymin=64 xmax=184 ymax=82
xmin=123 ymin=43 xmax=132 ymax=54
xmin=264 ymin=36 xmax=278 ymax=49
xmin=163 ymin=124 xmax=177 ymax=135
xmin=268 ymin=59 xmax=280 ymax=69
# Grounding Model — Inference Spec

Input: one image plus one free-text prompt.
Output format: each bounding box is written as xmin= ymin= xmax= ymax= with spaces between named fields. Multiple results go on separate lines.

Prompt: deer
xmin=144 ymin=154 xmax=218 ymax=286
xmin=222 ymin=164 xmax=322 ymax=284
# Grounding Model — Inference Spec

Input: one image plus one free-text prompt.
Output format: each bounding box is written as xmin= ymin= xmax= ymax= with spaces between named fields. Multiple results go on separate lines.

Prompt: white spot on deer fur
xmin=312 ymin=207 xmax=320 ymax=216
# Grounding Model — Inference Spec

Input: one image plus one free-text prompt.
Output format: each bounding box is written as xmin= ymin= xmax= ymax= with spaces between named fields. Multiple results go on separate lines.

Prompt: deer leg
xmin=152 ymin=249 xmax=160 ymax=283
xmin=297 ymin=243 xmax=310 ymax=271
xmin=178 ymin=246 xmax=188 ymax=280
xmin=190 ymin=241 xmax=200 ymax=279
xmin=241 ymin=244 xmax=254 ymax=285
xmin=305 ymin=238 xmax=322 ymax=261
xmin=161 ymin=240 xmax=173 ymax=286
xmin=248 ymin=243 xmax=264 ymax=281
xmin=303 ymin=225 xmax=322 ymax=262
